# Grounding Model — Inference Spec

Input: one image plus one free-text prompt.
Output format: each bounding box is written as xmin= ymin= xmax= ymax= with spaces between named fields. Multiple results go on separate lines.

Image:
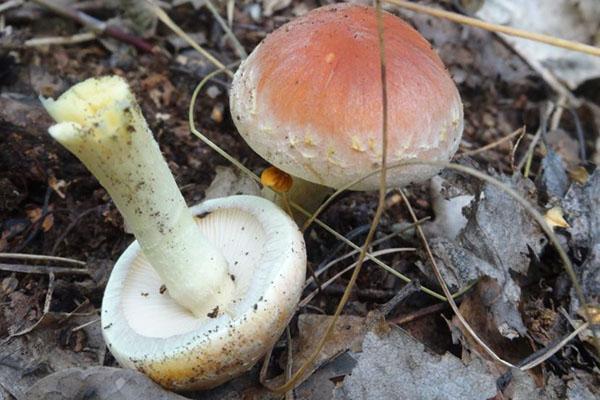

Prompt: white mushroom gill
xmin=102 ymin=196 xmax=306 ymax=390
xmin=41 ymin=76 xmax=234 ymax=318
xmin=121 ymin=207 xmax=266 ymax=338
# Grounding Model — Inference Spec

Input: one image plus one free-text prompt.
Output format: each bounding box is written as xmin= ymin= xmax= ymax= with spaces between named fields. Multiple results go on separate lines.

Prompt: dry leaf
xmin=545 ymin=206 xmax=570 ymax=230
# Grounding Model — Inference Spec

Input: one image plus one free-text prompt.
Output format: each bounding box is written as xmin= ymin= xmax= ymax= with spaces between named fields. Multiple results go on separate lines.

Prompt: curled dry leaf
xmin=334 ymin=327 xmax=497 ymax=400
xmin=562 ymin=170 xmax=600 ymax=306
xmin=423 ymin=174 xmax=545 ymax=338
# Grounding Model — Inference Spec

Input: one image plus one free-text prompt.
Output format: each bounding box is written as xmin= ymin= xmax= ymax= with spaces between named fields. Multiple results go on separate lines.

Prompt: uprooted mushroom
xmin=42 ymin=76 xmax=306 ymax=390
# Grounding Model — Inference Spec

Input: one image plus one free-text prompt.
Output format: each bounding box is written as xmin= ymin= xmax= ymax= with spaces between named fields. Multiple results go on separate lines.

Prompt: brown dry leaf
xmin=25 ymin=206 xmax=54 ymax=232
xmin=265 ymin=314 xmax=367 ymax=388
xmin=26 ymin=367 xmax=187 ymax=400
xmin=569 ymin=167 xmax=590 ymax=185
xmin=48 ymin=175 xmax=67 ymax=199
xmin=449 ymin=278 xmax=541 ymax=384
xmin=545 ymin=206 xmax=570 ymax=230
xmin=141 ymin=73 xmax=175 ymax=108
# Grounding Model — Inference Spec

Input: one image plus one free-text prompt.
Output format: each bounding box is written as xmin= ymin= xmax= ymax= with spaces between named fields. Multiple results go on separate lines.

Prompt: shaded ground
xmin=0 ymin=1 xmax=599 ymax=399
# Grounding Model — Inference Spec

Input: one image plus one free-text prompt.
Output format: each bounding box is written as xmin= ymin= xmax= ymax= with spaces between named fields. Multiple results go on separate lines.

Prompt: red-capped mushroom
xmin=230 ymin=3 xmax=463 ymax=192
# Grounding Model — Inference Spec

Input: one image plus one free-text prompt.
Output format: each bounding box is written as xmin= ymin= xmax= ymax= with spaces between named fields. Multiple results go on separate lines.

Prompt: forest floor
xmin=0 ymin=0 xmax=599 ymax=399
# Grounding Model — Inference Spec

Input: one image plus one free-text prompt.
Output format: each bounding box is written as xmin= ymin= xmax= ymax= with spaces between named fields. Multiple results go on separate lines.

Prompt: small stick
xmin=0 ymin=253 xmax=86 ymax=266
xmin=386 ymin=0 xmax=600 ymax=57
xmin=457 ymin=126 xmax=524 ymax=157
xmin=389 ymin=301 xmax=450 ymax=325
xmin=25 ymin=32 xmax=97 ymax=47
xmin=204 ymin=0 xmax=247 ymax=59
xmin=0 ymin=263 xmax=90 ymax=276
xmin=71 ymin=317 xmax=100 ymax=332
xmin=30 ymin=0 xmax=155 ymax=53
xmin=380 ymin=281 xmax=420 ymax=316
xmin=150 ymin=2 xmax=234 ymax=77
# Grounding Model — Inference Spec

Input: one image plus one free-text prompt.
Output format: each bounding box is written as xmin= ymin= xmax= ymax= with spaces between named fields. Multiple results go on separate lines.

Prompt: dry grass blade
xmin=148 ymin=1 xmax=234 ymax=77
xmin=261 ymin=1 xmax=391 ymax=392
xmin=305 ymin=225 xmax=424 ymax=289
xmin=399 ymin=189 xmax=517 ymax=369
xmin=24 ymin=32 xmax=97 ymax=47
xmin=204 ymin=0 xmax=247 ymax=59
xmin=0 ymin=253 xmax=86 ymax=265
xmin=299 ymin=248 xmax=413 ymax=308
xmin=0 ymin=263 xmax=90 ymax=276
xmin=386 ymin=0 xmax=600 ymax=57
xmin=457 ymin=126 xmax=525 ymax=158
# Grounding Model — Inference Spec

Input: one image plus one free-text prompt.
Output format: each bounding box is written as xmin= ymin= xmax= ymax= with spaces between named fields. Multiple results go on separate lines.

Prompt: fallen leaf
xmin=333 ymin=327 xmax=497 ymax=400
xmin=545 ymin=206 xmax=570 ymax=230
xmin=25 ymin=367 xmax=187 ymax=400
xmin=537 ymin=149 xmax=569 ymax=201
xmin=569 ymin=167 xmax=589 ymax=185
xmin=449 ymin=278 xmax=540 ymax=384
xmin=475 ymin=0 xmax=600 ymax=89
xmin=48 ymin=176 xmax=67 ymax=199
xmin=265 ymin=314 xmax=367 ymax=388
xmin=562 ymin=170 xmax=600 ymax=306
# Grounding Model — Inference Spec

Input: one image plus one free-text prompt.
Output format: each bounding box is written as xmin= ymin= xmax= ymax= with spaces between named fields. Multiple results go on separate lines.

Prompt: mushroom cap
xmin=101 ymin=195 xmax=306 ymax=390
xmin=230 ymin=4 xmax=463 ymax=190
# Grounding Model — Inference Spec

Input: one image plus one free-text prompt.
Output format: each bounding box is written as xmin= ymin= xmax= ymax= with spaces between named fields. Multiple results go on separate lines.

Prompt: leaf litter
xmin=0 ymin=0 xmax=599 ymax=398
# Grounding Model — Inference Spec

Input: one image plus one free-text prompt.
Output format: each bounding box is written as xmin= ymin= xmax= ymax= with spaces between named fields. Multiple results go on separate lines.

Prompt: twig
xmin=299 ymin=248 xmax=414 ymax=308
xmin=380 ymin=281 xmax=420 ymax=316
xmin=0 ymin=253 xmax=85 ymax=266
xmin=25 ymin=32 xmax=97 ymax=47
xmin=0 ymin=263 xmax=90 ymax=276
xmin=30 ymin=0 xmax=155 ymax=53
xmin=518 ymin=322 xmax=589 ymax=370
xmin=518 ymin=103 xmax=552 ymax=176
xmin=457 ymin=126 xmax=524 ymax=158
xmin=204 ymin=0 xmax=247 ymax=59
xmin=149 ymin=1 xmax=234 ymax=77
xmin=386 ymin=0 xmax=600 ymax=57
xmin=389 ymin=301 xmax=450 ymax=325
xmin=71 ymin=317 xmax=100 ymax=332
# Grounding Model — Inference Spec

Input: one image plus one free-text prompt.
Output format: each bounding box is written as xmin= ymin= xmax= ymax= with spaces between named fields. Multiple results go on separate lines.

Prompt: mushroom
xmin=42 ymin=76 xmax=306 ymax=390
xmin=230 ymin=3 xmax=463 ymax=199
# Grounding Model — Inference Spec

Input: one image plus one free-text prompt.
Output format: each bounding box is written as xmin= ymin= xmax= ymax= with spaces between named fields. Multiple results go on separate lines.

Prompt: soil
xmin=0 ymin=1 xmax=598 ymax=399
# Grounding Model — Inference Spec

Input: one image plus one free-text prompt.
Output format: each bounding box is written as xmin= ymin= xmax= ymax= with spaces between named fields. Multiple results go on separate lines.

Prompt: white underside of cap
xmin=121 ymin=207 xmax=266 ymax=338
xmin=100 ymin=195 xmax=306 ymax=390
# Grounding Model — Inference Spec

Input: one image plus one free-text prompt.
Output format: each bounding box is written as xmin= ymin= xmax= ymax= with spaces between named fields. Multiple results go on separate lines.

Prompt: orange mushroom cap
xmin=230 ymin=3 xmax=463 ymax=190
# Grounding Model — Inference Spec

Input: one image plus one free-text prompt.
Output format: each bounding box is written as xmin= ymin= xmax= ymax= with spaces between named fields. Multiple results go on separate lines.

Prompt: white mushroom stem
xmin=41 ymin=76 xmax=234 ymax=317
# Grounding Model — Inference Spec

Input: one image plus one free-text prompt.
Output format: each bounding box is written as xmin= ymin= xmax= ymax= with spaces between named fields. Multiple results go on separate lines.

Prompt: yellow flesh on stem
xmin=42 ymin=76 xmax=234 ymax=318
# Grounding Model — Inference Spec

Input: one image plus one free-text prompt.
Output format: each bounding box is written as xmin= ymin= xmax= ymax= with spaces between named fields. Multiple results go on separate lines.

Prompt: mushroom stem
xmin=41 ymin=76 xmax=234 ymax=318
